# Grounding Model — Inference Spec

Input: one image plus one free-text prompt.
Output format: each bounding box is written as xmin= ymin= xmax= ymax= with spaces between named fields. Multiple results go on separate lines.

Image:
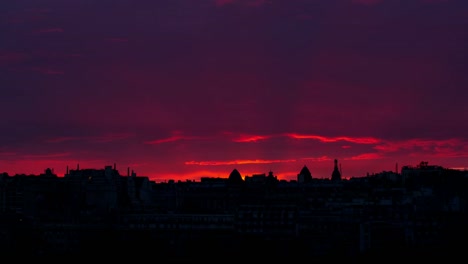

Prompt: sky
xmin=1 ymin=0 xmax=467 ymax=182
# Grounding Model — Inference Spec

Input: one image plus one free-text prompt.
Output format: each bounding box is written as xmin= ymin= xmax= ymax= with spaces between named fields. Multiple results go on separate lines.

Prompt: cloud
xmin=145 ymin=131 xmax=204 ymax=144
xmin=345 ymin=153 xmax=383 ymax=160
xmin=227 ymin=132 xmax=381 ymax=145
xmin=286 ymin=133 xmax=381 ymax=144
xmin=301 ymin=156 xmax=332 ymax=162
xmin=185 ymin=159 xmax=297 ymax=166
xmin=145 ymin=135 xmax=187 ymax=144
xmin=373 ymin=138 xmax=466 ymax=154
xmin=232 ymin=134 xmax=272 ymax=142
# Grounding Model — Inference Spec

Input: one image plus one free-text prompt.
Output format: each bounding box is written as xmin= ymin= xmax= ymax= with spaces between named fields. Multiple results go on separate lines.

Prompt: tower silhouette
xmin=331 ymin=159 xmax=342 ymax=181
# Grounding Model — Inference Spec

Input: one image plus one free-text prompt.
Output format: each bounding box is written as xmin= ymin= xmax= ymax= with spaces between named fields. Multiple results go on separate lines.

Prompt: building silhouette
xmin=0 ymin=160 xmax=467 ymax=259
xmin=331 ymin=159 xmax=342 ymax=181
xmin=297 ymin=165 xmax=313 ymax=183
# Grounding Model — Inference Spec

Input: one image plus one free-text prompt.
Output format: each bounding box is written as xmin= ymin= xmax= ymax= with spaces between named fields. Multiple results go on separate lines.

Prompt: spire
xmin=331 ymin=159 xmax=341 ymax=181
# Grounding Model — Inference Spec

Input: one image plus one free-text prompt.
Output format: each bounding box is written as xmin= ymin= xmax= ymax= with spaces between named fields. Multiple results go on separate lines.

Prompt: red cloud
xmin=286 ymin=133 xmax=380 ymax=144
xmin=345 ymin=153 xmax=383 ymax=160
xmin=228 ymin=132 xmax=380 ymax=144
xmin=145 ymin=135 xmax=186 ymax=144
xmin=374 ymin=138 xmax=464 ymax=153
xmin=145 ymin=131 xmax=203 ymax=144
xmin=301 ymin=156 xmax=332 ymax=162
xmin=185 ymin=159 xmax=296 ymax=166
xmin=232 ymin=134 xmax=271 ymax=142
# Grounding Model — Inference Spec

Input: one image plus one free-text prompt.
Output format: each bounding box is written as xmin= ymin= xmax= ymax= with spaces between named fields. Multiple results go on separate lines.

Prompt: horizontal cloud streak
xmin=374 ymin=138 xmax=468 ymax=156
xmin=232 ymin=134 xmax=272 ymax=142
xmin=345 ymin=153 xmax=383 ymax=160
xmin=286 ymin=134 xmax=381 ymax=144
xmin=301 ymin=156 xmax=332 ymax=162
xmin=185 ymin=159 xmax=297 ymax=166
xmin=229 ymin=132 xmax=381 ymax=144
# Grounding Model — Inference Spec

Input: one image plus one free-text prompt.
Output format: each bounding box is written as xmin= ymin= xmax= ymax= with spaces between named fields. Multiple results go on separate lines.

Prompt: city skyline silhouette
xmin=1 ymin=158 xmax=463 ymax=183
xmin=1 ymin=158 xmax=467 ymax=260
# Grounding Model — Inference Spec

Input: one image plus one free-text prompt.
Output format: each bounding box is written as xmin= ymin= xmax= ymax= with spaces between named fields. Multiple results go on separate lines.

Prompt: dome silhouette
xmin=297 ymin=165 xmax=312 ymax=183
xmin=228 ymin=168 xmax=243 ymax=183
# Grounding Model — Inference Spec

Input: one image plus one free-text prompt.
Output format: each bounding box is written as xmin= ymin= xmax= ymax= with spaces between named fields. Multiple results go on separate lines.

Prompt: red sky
xmin=1 ymin=0 xmax=467 ymax=182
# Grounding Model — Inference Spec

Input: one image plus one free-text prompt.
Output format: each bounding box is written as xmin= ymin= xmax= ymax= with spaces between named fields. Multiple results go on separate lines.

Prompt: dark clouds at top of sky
xmin=0 ymin=0 xmax=467 ymax=179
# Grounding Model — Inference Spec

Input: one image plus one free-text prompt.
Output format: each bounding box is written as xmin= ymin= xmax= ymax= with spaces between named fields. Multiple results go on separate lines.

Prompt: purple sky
xmin=1 ymin=0 xmax=467 ymax=182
